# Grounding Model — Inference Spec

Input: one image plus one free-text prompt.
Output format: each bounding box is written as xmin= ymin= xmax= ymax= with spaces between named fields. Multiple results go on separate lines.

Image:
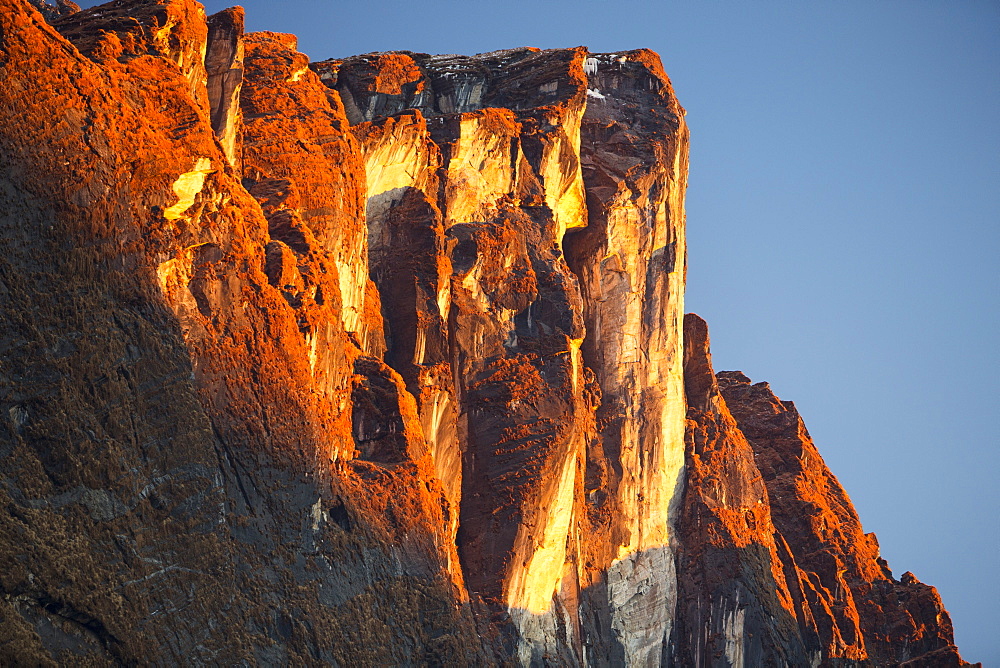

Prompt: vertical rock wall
xmin=567 ymin=50 xmax=690 ymax=666
xmin=0 ymin=1 xmax=971 ymax=665
xmin=322 ymin=46 xmax=691 ymax=663
xmin=205 ymin=7 xmax=243 ymax=167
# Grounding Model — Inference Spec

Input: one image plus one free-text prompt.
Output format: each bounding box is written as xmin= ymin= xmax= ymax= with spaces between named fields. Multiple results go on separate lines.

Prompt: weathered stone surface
xmin=341 ymin=48 xmax=596 ymax=663
xmin=338 ymin=47 xmax=691 ymax=665
xmin=205 ymin=6 xmax=243 ymax=167
xmin=0 ymin=1 xmax=481 ymax=663
xmin=241 ymin=30 xmax=380 ymax=354
xmin=566 ymin=49 xmax=689 ymax=666
xmin=51 ymin=0 xmax=212 ymax=113
xmin=717 ymin=369 xmax=969 ymax=666
xmin=0 ymin=0 xmax=972 ymax=664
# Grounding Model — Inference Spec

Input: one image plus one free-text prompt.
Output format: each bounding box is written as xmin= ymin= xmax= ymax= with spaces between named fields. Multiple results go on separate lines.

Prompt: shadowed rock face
xmin=0 ymin=1 xmax=971 ymax=665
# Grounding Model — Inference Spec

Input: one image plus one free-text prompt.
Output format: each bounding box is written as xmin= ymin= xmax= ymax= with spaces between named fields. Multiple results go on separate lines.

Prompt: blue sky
xmin=76 ymin=0 xmax=1000 ymax=661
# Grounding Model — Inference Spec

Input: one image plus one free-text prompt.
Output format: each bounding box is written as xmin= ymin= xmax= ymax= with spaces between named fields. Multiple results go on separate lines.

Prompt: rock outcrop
xmin=716 ymin=369 xmax=966 ymax=666
xmin=0 ymin=1 xmax=477 ymax=663
xmin=0 ymin=0 xmax=971 ymax=665
xmin=674 ymin=314 xmax=970 ymax=666
xmin=318 ymin=44 xmax=690 ymax=664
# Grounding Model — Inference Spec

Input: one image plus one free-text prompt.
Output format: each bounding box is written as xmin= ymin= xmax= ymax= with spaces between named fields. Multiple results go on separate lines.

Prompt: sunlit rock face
xmin=716 ymin=370 xmax=968 ymax=666
xmin=326 ymin=46 xmax=597 ymax=662
xmin=51 ymin=0 xmax=212 ymax=111
xmin=0 ymin=1 xmax=479 ymax=663
xmin=205 ymin=7 xmax=243 ymax=167
xmin=565 ymin=49 xmax=690 ymax=666
xmin=0 ymin=1 xmax=972 ymax=665
xmin=672 ymin=315 xmax=971 ymax=667
xmin=240 ymin=31 xmax=380 ymax=355
xmin=327 ymin=45 xmax=691 ymax=663
xmin=351 ymin=110 xmax=464 ymax=572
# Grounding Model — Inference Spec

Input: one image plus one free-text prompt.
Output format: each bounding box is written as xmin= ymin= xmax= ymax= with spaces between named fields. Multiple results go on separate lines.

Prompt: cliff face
xmin=675 ymin=315 xmax=968 ymax=667
xmin=0 ymin=2 xmax=476 ymax=664
xmin=0 ymin=1 xmax=969 ymax=665
xmin=317 ymin=43 xmax=690 ymax=665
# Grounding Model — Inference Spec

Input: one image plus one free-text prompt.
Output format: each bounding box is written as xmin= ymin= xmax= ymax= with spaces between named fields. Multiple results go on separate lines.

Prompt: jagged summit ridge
xmin=0 ymin=0 xmax=970 ymax=664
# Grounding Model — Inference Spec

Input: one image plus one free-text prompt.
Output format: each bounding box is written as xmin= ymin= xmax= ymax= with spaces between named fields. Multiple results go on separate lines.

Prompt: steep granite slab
xmin=352 ymin=110 xmax=463 ymax=576
xmin=330 ymin=45 xmax=692 ymax=665
xmin=566 ymin=49 xmax=689 ymax=666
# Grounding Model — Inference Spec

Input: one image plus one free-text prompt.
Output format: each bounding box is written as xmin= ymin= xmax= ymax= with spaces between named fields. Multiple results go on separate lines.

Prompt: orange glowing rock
xmin=673 ymin=314 xmax=970 ymax=665
xmin=0 ymin=1 xmax=972 ymax=664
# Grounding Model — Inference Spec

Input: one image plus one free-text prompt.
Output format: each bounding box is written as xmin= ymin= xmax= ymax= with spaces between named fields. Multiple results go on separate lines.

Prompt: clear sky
xmin=78 ymin=0 xmax=998 ymax=661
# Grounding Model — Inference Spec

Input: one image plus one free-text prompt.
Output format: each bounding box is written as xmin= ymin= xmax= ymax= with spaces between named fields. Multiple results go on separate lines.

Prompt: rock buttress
xmin=672 ymin=314 xmax=817 ymax=666
xmin=566 ymin=50 xmax=690 ymax=666
xmin=0 ymin=0 xmax=482 ymax=663
xmin=717 ymin=370 xmax=970 ymax=666
xmin=240 ymin=30 xmax=381 ymax=355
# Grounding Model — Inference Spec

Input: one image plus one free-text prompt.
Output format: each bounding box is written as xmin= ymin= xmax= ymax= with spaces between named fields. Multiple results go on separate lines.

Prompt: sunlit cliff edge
xmin=0 ymin=0 xmax=973 ymax=664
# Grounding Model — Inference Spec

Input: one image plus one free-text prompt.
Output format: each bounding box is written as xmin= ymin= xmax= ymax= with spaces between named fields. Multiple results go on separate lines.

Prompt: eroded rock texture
xmin=673 ymin=315 xmax=971 ymax=667
xmin=321 ymin=45 xmax=690 ymax=664
xmin=0 ymin=1 xmax=477 ymax=663
xmin=0 ymin=0 xmax=970 ymax=665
